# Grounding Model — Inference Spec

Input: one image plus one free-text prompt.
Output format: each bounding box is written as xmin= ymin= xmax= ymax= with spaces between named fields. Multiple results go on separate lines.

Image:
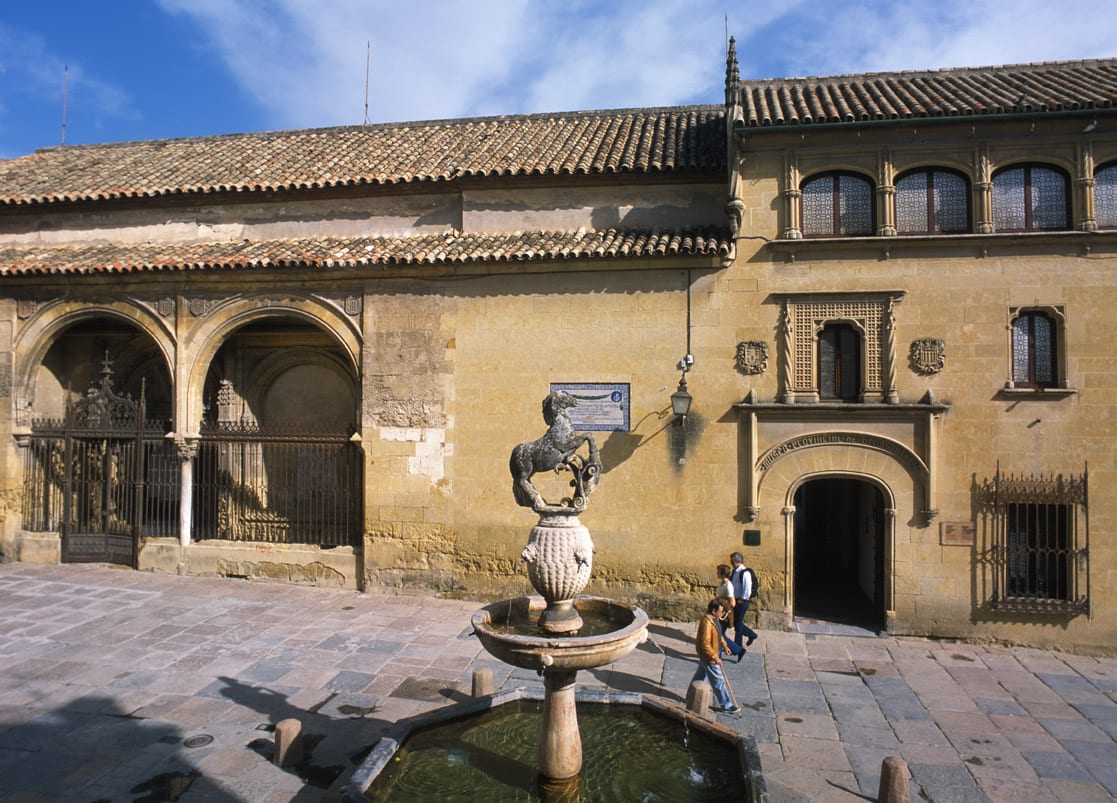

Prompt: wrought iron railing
xmin=194 ymin=422 xmax=361 ymax=547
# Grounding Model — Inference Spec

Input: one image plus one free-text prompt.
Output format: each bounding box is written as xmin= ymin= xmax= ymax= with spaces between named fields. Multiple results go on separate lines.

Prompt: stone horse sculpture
xmin=509 ymin=392 xmax=602 ymax=514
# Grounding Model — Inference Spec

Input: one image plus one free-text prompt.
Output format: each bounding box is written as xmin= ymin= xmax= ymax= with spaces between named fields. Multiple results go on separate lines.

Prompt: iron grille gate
xmin=194 ymin=422 xmax=361 ymax=547
xmin=20 ymin=361 xmax=177 ymax=566
xmin=976 ymin=466 xmax=1090 ymax=616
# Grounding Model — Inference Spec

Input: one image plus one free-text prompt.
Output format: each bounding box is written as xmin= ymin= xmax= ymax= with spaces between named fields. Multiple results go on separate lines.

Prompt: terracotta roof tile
xmin=0 ymin=227 xmax=732 ymax=276
xmin=0 ymin=107 xmax=726 ymax=208
xmin=735 ymin=58 xmax=1117 ymax=128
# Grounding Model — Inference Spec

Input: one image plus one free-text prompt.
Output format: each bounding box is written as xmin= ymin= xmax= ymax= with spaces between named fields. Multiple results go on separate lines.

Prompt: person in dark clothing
xmin=729 ymin=551 xmax=759 ymax=649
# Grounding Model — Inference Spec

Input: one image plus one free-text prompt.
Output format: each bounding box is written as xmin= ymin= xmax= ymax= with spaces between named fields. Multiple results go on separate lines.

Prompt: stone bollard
xmin=685 ymin=681 xmax=711 ymax=716
xmin=877 ymin=756 xmax=910 ymax=803
xmin=472 ymin=667 xmax=494 ymax=697
xmin=274 ymin=718 xmax=303 ymax=767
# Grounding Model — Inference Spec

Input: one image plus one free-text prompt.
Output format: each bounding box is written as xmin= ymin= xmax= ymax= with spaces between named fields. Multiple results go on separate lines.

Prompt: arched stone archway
xmin=13 ymin=303 xmax=175 ymax=425
xmin=179 ymin=295 xmax=360 ymax=436
xmin=755 ymin=439 xmax=919 ymax=632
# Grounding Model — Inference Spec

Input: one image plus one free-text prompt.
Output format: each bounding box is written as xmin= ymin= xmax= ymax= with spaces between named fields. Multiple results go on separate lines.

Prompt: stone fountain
xmin=471 ymin=391 xmax=649 ymax=784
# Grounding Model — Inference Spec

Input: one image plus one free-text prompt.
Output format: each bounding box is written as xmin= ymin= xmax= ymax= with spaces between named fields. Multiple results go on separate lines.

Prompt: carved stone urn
xmin=522 ymin=514 xmax=594 ymax=633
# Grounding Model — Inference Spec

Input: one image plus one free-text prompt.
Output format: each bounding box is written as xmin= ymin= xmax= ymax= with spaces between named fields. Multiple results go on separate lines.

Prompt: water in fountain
xmin=363 ymin=700 xmax=743 ymax=802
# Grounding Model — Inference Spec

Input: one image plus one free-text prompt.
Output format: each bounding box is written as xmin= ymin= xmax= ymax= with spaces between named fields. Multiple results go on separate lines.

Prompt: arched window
xmin=801 ymin=172 xmax=874 ymax=237
xmin=1011 ymin=309 xmax=1059 ymax=389
xmin=1095 ymin=162 xmax=1117 ymax=229
xmin=895 ymin=168 xmax=970 ymax=233
xmin=992 ymin=165 xmax=1070 ymax=232
xmin=818 ymin=323 xmax=861 ymax=401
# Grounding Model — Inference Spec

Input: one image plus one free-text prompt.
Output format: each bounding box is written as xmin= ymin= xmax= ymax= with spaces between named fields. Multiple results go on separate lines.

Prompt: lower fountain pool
xmin=362 ymin=699 xmax=748 ymax=802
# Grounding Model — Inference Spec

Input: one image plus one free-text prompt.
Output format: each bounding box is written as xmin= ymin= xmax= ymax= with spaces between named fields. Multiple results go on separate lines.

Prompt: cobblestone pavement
xmin=0 ymin=563 xmax=1114 ymax=802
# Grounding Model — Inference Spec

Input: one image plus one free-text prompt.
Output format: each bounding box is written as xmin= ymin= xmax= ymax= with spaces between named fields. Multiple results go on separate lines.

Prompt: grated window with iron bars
xmin=976 ymin=466 xmax=1089 ymax=616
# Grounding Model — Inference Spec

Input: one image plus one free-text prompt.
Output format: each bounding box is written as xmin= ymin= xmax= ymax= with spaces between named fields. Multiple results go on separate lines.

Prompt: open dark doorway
xmin=793 ymin=477 xmax=885 ymax=630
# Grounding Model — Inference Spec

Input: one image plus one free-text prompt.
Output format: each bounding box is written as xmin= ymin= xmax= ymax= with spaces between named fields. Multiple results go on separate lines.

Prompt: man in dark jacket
xmin=730 ymin=551 xmax=759 ymax=650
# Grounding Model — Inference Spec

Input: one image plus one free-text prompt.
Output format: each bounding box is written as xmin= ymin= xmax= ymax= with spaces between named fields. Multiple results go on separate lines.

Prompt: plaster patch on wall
xmin=380 ymin=426 xmax=452 ymax=484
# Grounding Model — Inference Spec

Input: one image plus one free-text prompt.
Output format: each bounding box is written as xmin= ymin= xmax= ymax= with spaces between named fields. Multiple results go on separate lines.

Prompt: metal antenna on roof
xmin=364 ymin=41 xmax=371 ymax=125
xmin=61 ymin=65 xmax=68 ymax=146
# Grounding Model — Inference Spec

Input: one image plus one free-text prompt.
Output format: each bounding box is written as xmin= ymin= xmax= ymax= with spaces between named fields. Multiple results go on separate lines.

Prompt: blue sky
xmin=2 ymin=0 xmax=1116 ymax=159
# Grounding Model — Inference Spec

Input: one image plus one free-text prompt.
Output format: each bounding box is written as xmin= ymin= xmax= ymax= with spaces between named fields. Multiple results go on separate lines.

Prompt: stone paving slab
xmin=0 ymin=563 xmax=1115 ymax=801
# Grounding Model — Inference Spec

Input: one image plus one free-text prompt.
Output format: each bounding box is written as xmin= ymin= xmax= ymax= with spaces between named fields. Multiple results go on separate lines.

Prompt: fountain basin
xmin=344 ymin=688 xmax=768 ymax=802
xmin=471 ymin=596 xmax=649 ymax=673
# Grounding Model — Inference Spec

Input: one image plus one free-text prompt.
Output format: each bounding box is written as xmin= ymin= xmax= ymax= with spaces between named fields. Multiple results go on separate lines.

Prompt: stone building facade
xmin=0 ymin=48 xmax=1114 ymax=653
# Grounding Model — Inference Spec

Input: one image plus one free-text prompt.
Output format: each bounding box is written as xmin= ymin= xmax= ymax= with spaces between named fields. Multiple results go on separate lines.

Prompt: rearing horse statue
xmin=509 ymin=392 xmax=602 ymax=514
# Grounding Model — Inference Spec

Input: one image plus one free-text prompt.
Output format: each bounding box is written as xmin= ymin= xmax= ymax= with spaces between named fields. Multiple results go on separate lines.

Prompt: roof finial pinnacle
xmin=725 ymin=36 xmax=740 ymax=107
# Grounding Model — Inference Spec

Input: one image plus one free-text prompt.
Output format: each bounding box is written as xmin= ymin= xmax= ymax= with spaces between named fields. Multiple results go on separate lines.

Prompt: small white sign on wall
xmin=550 ymin=382 xmax=630 ymax=432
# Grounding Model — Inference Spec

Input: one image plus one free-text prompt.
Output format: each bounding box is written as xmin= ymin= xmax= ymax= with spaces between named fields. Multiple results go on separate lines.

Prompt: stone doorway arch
xmin=792 ymin=475 xmax=887 ymax=630
xmin=754 ymin=435 xmax=920 ymax=633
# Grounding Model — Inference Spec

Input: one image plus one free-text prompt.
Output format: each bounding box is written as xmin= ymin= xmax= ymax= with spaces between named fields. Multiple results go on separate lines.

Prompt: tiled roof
xmin=0 ymin=107 xmax=726 ymax=207
xmin=0 ymin=227 xmax=732 ymax=276
xmin=734 ymin=57 xmax=1117 ymax=129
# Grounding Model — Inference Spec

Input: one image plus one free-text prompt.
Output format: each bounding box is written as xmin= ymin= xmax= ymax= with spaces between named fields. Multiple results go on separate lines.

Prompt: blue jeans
xmin=732 ymin=598 xmax=758 ymax=648
xmin=719 ymin=620 xmax=744 ymax=657
xmin=691 ymin=659 xmax=733 ymax=709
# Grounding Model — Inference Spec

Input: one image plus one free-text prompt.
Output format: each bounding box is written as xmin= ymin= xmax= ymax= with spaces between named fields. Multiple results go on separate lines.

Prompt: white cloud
xmin=158 ymin=0 xmax=537 ymax=127
xmin=157 ymin=0 xmax=1117 ymax=133
xmin=736 ymin=0 xmax=1117 ymax=78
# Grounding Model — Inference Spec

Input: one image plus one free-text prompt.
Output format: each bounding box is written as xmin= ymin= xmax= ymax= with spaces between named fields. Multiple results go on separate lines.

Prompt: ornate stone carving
xmin=189 ymin=297 xmax=212 ymax=317
xmin=509 ymin=392 xmax=601 ymax=515
xmin=522 ymin=515 xmax=594 ymax=612
xmin=344 ymin=295 xmax=362 ymax=316
xmin=157 ymin=297 xmax=175 ymax=317
xmin=734 ymin=340 xmax=769 ymax=375
xmin=909 ymin=338 xmax=946 ymax=375
xmin=510 ymin=392 xmax=603 ymax=634
xmin=16 ymin=299 xmax=36 ymax=320
xmin=778 ymin=292 xmax=903 ymax=403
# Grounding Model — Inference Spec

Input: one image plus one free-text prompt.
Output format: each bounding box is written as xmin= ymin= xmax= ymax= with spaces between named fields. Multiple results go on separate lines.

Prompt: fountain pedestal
xmin=539 ymin=669 xmax=580 ymax=779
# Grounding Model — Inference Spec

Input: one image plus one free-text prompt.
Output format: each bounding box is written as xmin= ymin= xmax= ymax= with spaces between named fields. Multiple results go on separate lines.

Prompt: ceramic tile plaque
xmin=550 ymin=382 xmax=630 ymax=431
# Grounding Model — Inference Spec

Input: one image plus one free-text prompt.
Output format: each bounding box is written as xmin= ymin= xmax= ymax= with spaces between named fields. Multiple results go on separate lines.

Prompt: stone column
xmin=176 ymin=440 xmax=198 ymax=548
xmin=782 ymin=153 xmax=803 ymax=239
xmin=882 ymin=298 xmax=898 ymax=403
xmin=883 ymin=507 xmax=897 ymax=631
xmin=975 ymin=149 xmax=994 ymax=233
xmin=538 ymin=669 xmax=581 ymax=780
xmin=877 ymin=151 xmax=896 ymax=236
xmin=779 ymin=300 xmax=795 ymax=404
xmin=1077 ymin=145 xmax=1097 ymax=232
xmin=782 ymin=505 xmax=796 ymax=611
